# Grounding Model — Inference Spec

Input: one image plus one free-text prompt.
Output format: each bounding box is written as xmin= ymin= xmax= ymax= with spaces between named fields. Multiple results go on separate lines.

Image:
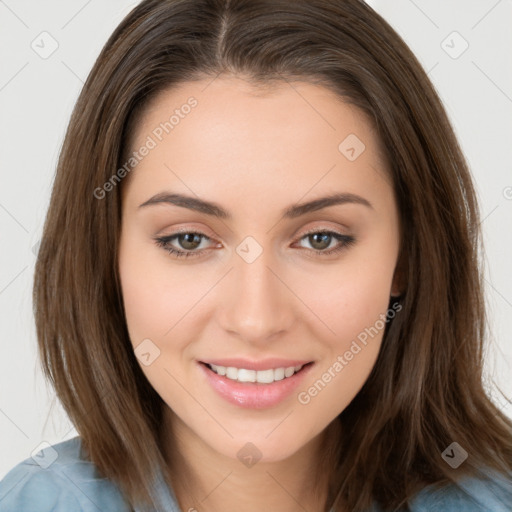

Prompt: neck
xmin=160 ymin=408 xmax=337 ymax=512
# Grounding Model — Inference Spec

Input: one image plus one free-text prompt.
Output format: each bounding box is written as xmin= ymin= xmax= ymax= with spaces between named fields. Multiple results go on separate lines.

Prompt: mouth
xmin=201 ymin=361 xmax=313 ymax=384
xmin=198 ymin=360 xmax=315 ymax=409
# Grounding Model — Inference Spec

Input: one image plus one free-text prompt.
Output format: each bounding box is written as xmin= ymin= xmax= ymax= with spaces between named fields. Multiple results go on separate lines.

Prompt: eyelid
xmin=298 ymin=225 xmax=346 ymax=238
xmin=164 ymin=225 xmax=217 ymax=238
xmin=154 ymin=224 xmax=355 ymax=260
xmin=157 ymin=223 xmax=350 ymax=245
xmin=153 ymin=231 xmax=214 ymax=260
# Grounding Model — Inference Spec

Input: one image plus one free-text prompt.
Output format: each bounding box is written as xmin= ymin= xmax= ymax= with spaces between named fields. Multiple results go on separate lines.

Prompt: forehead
xmin=124 ymin=76 xmax=390 ymax=208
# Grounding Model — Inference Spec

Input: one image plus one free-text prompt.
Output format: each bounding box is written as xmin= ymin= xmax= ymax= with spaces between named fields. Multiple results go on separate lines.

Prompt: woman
xmin=1 ymin=0 xmax=511 ymax=511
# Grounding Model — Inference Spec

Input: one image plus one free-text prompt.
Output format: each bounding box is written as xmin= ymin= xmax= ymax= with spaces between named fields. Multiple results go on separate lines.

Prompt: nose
xmin=218 ymin=245 xmax=296 ymax=344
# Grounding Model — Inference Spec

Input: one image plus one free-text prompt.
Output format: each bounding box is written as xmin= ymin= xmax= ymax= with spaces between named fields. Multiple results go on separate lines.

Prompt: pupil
xmin=310 ymin=233 xmax=330 ymax=250
xmin=180 ymin=233 xmax=201 ymax=250
xmin=176 ymin=233 xmax=332 ymax=252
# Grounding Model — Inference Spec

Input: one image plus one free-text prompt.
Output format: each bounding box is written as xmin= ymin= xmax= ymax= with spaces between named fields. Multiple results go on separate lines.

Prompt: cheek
xmin=118 ymin=235 xmax=199 ymax=344
xmin=292 ymin=239 xmax=397 ymax=422
xmin=118 ymin=238 xmax=198 ymax=410
xmin=299 ymin=242 xmax=397 ymax=352
xmin=119 ymin=261 xmax=165 ymax=344
xmin=294 ymin=279 xmax=391 ymax=431
xmin=334 ymin=268 xmax=393 ymax=340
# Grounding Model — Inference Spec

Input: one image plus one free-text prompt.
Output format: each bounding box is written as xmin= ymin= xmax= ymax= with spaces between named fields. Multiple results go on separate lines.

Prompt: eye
xmin=153 ymin=230 xmax=217 ymax=259
xmin=153 ymin=228 xmax=356 ymax=259
xmin=294 ymin=229 xmax=356 ymax=256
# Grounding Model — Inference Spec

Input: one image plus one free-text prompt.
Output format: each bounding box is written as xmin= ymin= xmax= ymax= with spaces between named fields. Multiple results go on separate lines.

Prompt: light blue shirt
xmin=1 ymin=436 xmax=511 ymax=511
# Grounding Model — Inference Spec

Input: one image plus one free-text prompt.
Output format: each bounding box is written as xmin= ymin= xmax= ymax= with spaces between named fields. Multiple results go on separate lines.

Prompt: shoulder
xmin=0 ymin=437 xmax=130 ymax=512
xmin=407 ymin=468 xmax=512 ymax=512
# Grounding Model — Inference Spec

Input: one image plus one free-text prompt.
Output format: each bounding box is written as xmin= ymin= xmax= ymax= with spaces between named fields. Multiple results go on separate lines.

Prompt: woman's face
xmin=118 ymin=76 xmax=401 ymax=463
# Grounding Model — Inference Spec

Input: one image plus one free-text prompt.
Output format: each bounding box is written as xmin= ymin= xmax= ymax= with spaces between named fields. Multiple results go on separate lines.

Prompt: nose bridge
xmin=220 ymin=241 xmax=294 ymax=341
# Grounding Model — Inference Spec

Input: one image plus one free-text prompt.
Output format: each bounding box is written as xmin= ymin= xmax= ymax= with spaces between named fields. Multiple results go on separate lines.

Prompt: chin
xmin=206 ymin=427 xmax=315 ymax=466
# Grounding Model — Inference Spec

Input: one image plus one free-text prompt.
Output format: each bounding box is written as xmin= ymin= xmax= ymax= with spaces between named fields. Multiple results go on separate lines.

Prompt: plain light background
xmin=1 ymin=0 xmax=511 ymax=479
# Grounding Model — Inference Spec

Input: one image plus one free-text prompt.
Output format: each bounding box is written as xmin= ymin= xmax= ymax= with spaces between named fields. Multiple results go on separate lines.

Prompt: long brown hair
xmin=33 ymin=0 xmax=512 ymax=510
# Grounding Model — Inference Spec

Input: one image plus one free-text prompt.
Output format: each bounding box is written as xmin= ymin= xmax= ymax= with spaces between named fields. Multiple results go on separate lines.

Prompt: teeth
xmin=237 ymin=369 xmax=256 ymax=382
xmin=225 ymin=367 xmax=238 ymax=379
xmin=209 ymin=364 xmax=304 ymax=383
xmin=274 ymin=367 xmax=285 ymax=381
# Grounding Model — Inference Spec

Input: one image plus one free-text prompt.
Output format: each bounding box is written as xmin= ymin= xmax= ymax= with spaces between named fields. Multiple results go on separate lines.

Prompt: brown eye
xmin=307 ymin=232 xmax=332 ymax=251
xmin=296 ymin=230 xmax=356 ymax=256
xmin=177 ymin=233 xmax=203 ymax=251
xmin=153 ymin=231 xmax=214 ymax=259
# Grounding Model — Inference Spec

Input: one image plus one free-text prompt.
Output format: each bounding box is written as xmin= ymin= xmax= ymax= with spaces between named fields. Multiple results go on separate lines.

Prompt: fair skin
xmin=118 ymin=76 xmax=401 ymax=512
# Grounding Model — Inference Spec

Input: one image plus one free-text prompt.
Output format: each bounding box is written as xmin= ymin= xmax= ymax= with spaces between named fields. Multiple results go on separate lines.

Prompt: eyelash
xmin=153 ymin=228 xmax=356 ymax=259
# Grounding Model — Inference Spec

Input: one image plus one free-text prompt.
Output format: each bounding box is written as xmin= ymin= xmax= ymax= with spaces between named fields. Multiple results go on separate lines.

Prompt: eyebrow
xmin=138 ymin=191 xmax=373 ymax=219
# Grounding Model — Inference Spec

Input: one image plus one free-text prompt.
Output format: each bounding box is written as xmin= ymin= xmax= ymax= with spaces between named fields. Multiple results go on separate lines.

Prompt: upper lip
xmin=199 ymin=358 xmax=313 ymax=371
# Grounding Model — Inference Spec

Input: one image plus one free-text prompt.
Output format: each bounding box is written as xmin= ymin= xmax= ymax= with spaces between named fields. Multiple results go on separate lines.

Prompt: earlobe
xmin=391 ymin=269 xmax=402 ymax=296
xmin=390 ymin=284 xmax=401 ymax=298
xmin=391 ymin=258 xmax=405 ymax=297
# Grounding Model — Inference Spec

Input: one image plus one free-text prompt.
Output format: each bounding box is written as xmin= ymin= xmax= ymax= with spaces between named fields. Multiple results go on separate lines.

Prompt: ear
xmin=390 ymin=252 xmax=405 ymax=297
xmin=390 ymin=274 xmax=402 ymax=297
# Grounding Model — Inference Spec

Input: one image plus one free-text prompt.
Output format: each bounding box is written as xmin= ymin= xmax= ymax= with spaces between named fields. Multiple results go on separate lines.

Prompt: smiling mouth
xmin=202 ymin=362 xmax=314 ymax=384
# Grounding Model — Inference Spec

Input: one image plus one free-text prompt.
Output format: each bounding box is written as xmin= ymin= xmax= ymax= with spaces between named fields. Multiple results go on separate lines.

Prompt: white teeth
xmin=237 ymin=369 xmax=256 ymax=383
xmin=208 ymin=364 xmax=305 ymax=383
xmin=255 ymin=369 xmax=274 ymax=384
xmin=274 ymin=367 xmax=285 ymax=381
xmin=226 ymin=367 xmax=238 ymax=380
xmin=284 ymin=367 xmax=295 ymax=378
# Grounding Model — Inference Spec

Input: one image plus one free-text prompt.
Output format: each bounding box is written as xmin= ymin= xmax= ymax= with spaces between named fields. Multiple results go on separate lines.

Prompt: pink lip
xmin=198 ymin=361 xmax=314 ymax=409
xmin=199 ymin=358 xmax=312 ymax=371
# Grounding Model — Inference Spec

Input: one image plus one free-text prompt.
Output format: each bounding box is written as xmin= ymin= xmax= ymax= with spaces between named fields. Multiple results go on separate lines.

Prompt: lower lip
xmin=198 ymin=362 xmax=314 ymax=409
